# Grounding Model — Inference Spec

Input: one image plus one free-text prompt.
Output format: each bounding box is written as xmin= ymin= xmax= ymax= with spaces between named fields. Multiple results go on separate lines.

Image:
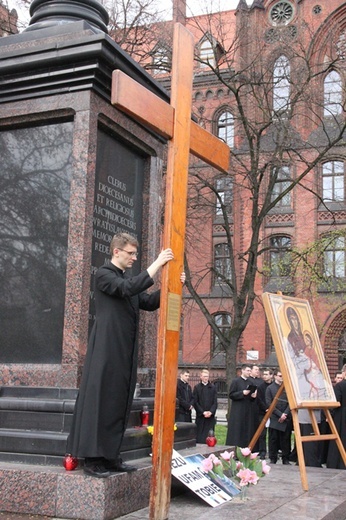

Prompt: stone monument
xmin=0 ymin=0 xmax=168 ymax=389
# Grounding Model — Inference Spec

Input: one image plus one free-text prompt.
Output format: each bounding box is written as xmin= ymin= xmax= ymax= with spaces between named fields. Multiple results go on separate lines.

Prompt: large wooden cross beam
xmin=111 ymin=23 xmax=230 ymax=520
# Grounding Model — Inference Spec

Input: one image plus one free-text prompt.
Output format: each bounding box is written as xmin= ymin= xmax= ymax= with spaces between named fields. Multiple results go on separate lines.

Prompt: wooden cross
xmin=111 ymin=23 xmax=230 ymax=520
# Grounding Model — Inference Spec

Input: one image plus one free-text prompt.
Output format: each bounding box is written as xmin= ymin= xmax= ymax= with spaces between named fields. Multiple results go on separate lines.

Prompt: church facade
xmin=131 ymin=0 xmax=346 ymax=386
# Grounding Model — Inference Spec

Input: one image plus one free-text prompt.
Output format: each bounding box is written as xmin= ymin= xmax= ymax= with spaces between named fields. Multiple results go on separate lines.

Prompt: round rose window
xmin=270 ymin=2 xmax=294 ymax=26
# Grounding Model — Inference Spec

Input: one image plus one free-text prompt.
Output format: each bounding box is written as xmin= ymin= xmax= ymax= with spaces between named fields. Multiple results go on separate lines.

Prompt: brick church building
xmin=126 ymin=0 xmax=346 ymax=387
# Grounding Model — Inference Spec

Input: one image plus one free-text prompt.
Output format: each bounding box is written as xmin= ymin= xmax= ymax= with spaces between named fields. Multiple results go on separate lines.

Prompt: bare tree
xmin=104 ymin=0 xmax=173 ymax=69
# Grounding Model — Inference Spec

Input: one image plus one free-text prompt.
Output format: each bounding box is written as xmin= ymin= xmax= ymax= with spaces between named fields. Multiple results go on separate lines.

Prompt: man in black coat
xmin=193 ymin=369 xmax=217 ymax=443
xmin=226 ymin=363 xmax=258 ymax=448
xmin=66 ymin=233 xmax=174 ymax=477
xmin=256 ymin=368 xmax=273 ymax=459
xmin=176 ymin=370 xmax=194 ymax=422
xmin=266 ymin=369 xmax=292 ymax=464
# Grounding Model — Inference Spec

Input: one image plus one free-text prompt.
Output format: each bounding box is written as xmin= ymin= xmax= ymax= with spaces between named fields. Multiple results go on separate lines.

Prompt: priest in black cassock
xmin=327 ymin=377 xmax=346 ymax=469
xmin=66 ymin=233 xmax=175 ymax=478
xmin=226 ymin=364 xmax=258 ymax=448
xmin=193 ymin=369 xmax=218 ymax=443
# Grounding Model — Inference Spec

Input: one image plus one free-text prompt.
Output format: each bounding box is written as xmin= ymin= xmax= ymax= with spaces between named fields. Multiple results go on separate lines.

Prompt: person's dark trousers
xmin=268 ymin=427 xmax=280 ymax=462
xmin=258 ymin=416 xmax=267 ymax=459
xmin=280 ymin=424 xmax=292 ymax=462
xmin=269 ymin=426 xmax=291 ymax=463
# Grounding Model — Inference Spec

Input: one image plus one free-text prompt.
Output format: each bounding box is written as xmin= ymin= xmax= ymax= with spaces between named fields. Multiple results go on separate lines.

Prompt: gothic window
xmin=215 ymin=176 xmax=233 ymax=217
xmin=216 ymin=111 xmax=234 ymax=147
xmin=322 ymin=161 xmax=344 ymax=202
xmin=324 ymin=236 xmax=346 ymax=278
xmin=324 ymin=71 xmax=343 ymax=117
xmin=273 ymin=55 xmax=290 ymax=114
xmin=211 ymin=313 xmax=231 ymax=355
xmin=271 ymin=165 xmax=291 ymax=208
xmin=269 ymin=236 xmax=292 ymax=277
xmin=214 ymin=243 xmax=232 ymax=285
xmin=200 ymin=39 xmax=215 ymax=68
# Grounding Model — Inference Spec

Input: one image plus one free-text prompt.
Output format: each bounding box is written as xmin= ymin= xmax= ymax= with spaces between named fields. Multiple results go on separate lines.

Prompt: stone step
xmin=0 ymin=387 xmax=156 ymax=430
xmin=0 ymin=386 xmax=196 ymax=467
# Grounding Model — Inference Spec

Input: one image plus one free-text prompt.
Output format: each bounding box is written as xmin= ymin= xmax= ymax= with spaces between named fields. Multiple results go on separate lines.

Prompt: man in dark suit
xmin=176 ymin=370 xmax=194 ymax=422
xmin=266 ymin=369 xmax=292 ymax=464
xmin=256 ymin=368 xmax=273 ymax=459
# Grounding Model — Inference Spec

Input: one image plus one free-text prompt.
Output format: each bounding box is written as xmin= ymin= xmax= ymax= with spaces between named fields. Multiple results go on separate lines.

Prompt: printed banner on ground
xmin=171 ymin=449 xmax=236 ymax=507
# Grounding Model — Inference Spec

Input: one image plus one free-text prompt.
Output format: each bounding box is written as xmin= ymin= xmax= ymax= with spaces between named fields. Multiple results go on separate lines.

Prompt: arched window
xmin=214 ymin=243 xmax=232 ymax=285
xmin=273 ymin=55 xmax=290 ymax=114
xmin=324 ymin=71 xmax=342 ymax=117
xmin=215 ymin=176 xmax=233 ymax=217
xmin=322 ymin=161 xmax=344 ymax=202
xmin=216 ymin=111 xmax=234 ymax=147
xmin=270 ymin=165 xmax=291 ymax=208
xmin=200 ymin=39 xmax=215 ymax=68
xmin=269 ymin=236 xmax=291 ymax=277
xmin=324 ymin=235 xmax=346 ymax=278
xmin=211 ymin=313 xmax=232 ymax=356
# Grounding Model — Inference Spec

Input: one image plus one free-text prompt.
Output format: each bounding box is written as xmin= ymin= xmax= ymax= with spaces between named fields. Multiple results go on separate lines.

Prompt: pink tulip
xmin=240 ymin=447 xmax=251 ymax=457
xmin=209 ymin=454 xmax=218 ymax=462
xmin=220 ymin=450 xmax=234 ymax=461
xmin=201 ymin=457 xmax=214 ymax=472
xmin=250 ymin=452 xmax=259 ymax=459
xmin=262 ymin=460 xmax=271 ymax=474
xmin=237 ymin=468 xmax=259 ymax=486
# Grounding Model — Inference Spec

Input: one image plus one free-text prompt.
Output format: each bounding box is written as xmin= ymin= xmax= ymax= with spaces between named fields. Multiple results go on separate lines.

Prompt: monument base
xmin=0 ymin=445 xmax=222 ymax=520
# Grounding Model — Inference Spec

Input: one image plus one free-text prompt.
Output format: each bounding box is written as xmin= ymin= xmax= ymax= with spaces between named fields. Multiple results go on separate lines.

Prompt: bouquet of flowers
xmin=200 ymin=447 xmax=270 ymax=498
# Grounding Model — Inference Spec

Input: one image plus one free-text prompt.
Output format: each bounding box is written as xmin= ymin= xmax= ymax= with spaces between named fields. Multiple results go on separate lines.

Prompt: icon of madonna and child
xmin=283 ymin=305 xmax=333 ymax=402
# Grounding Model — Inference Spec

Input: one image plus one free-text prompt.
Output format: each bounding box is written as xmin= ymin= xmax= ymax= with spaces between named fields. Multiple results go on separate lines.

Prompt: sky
xmin=8 ymin=0 xmax=248 ymax=29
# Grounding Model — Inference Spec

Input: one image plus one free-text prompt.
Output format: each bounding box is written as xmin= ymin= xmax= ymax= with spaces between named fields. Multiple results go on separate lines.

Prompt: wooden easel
xmin=249 ymin=385 xmax=346 ymax=490
xmin=256 ymin=292 xmax=346 ymax=491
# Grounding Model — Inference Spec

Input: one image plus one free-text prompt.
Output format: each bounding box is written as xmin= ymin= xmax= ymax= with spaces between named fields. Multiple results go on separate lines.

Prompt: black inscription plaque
xmin=0 ymin=122 xmax=73 ymax=363
xmin=89 ymin=128 xmax=145 ymax=329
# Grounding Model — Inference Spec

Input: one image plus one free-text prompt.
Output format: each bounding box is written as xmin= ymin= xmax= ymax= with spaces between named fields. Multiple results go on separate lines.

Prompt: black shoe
xmin=282 ymin=459 xmax=291 ymax=465
xmin=106 ymin=461 xmax=137 ymax=473
xmin=270 ymin=459 xmax=277 ymax=464
xmin=83 ymin=464 xmax=111 ymax=478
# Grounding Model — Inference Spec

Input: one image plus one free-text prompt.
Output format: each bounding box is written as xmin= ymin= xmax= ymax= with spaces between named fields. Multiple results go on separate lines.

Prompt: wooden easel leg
xmin=291 ymin=409 xmax=309 ymax=491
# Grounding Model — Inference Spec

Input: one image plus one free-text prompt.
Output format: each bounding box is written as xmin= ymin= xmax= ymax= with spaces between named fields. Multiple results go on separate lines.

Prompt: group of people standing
xmin=225 ymin=364 xmax=292 ymax=463
xmin=226 ymin=363 xmax=346 ymax=469
xmin=177 ymin=362 xmax=346 ymax=471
